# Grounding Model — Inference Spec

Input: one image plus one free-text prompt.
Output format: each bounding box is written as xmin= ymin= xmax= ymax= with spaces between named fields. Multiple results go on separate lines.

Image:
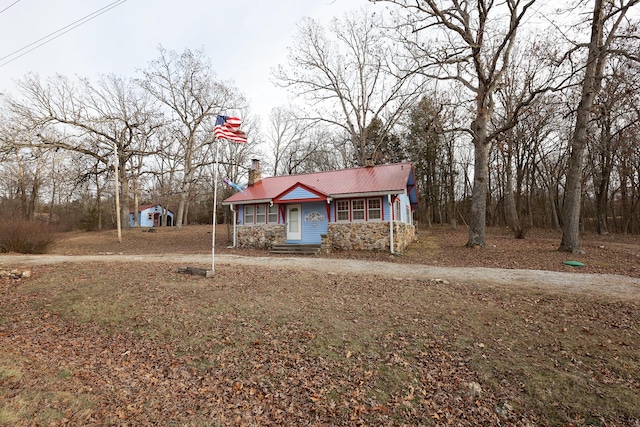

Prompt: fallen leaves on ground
xmin=0 ymin=263 xmax=528 ymax=426
xmin=1 ymin=225 xmax=639 ymax=426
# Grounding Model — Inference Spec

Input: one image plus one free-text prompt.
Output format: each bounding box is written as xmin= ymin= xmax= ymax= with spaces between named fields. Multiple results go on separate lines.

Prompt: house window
xmin=394 ymin=199 xmax=401 ymax=221
xmin=256 ymin=204 xmax=266 ymax=224
xmin=337 ymin=200 xmax=350 ymax=222
xmin=268 ymin=204 xmax=278 ymax=223
xmin=368 ymin=198 xmax=382 ymax=221
xmin=352 ymin=199 xmax=365 ymax=221
xmin=244 ymin=205 xmax=254 ymax=224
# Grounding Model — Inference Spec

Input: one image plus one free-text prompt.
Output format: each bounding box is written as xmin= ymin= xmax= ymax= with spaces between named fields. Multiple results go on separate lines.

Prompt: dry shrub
xmin=511 ymin=224 xmax=530 ymax=239
xmin=0 ymin=219 xmax=58 ymax=254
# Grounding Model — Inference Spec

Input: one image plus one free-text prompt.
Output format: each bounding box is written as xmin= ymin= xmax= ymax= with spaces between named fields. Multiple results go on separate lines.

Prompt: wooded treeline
xmin=1 ymin=1 xmax=639 ymax=250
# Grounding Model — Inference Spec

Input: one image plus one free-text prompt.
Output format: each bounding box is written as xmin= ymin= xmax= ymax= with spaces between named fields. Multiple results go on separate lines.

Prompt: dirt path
xmin=3 ymin=252 xmax=640 ymax=300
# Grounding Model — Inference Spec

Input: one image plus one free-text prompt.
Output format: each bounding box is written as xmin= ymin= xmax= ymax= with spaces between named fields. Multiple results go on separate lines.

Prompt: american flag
xmin=214 ymin=115 xmax=248 ymax=143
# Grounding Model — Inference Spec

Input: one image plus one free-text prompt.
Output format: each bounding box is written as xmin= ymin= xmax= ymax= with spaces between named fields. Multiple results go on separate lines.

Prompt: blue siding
xmin=288 ymin=202 xmax=328 ymax=244
xmin=397 ymin=192 xmax=411 ymax=223
xmin=280 ymin=186 xmax=320 ymax=201
xmin=238 ymin=205 xmax=244 ymax=224
xmin=383 ymin=196 xmax=392 ymax=221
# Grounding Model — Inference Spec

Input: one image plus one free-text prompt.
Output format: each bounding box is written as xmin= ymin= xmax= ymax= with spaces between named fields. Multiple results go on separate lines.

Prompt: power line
xmin=0 ymin=0 xmax=22 ymax=15
xmin=0 ymin=0 xmax=127 ymax=68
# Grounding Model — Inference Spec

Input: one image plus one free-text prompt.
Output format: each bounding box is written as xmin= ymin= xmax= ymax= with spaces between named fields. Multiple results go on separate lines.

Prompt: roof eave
xmin=222 ymin=198 xmax=272 ymax=206
xmin=330 ymin=190 xmax=404 ymax=199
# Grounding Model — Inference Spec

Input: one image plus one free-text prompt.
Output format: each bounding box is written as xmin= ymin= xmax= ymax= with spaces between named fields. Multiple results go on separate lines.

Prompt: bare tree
xmin=616 ymin=113 xmax=640 ymax=233
xmin=404 ymin=96 xmax=450 ymax=227
xmin=0 ymin=146 xmax=44 ymax=219
xmin=267 ymin=107 xmax=306 ymax=175
xmin=0 ymin=110 xmax=100 ymax=228
xmin=266 ymin=106 xmax=332 ymax=175
xmin=139 ymin=46 xmax=245 ymax=228
xmin=558 ymin=0 xmax=639 ymax=253
xmin=492 ymin=41 xmax=560 ymax=238
xmin=375 ymin=0 xmax=565 ymax=248
xmin=273 ymin=8 xmax=422 ymax=167
xmin=586 ymin=59 xmax=639 ymax=235
xmin=143 ymin=126 xmax=178 ymax=226
xmin=5 ymin=73 xmax=158 ymax=233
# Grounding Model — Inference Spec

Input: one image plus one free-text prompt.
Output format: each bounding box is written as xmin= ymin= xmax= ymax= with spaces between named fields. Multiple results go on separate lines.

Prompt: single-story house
xmin=222 ymin=160 xmax=419 ymax=253
xmin=129 ymin=204 xmax=174 ymax=228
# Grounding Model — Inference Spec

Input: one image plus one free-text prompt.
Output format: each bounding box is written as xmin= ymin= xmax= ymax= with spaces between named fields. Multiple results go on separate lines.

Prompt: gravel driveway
xmin=3 ymin=253 xmax=640 ymax=300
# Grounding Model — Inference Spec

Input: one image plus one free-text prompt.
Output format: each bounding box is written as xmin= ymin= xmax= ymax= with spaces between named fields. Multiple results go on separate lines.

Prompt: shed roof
xmin=223 ymin=162 xmax=418 ymax=208
xmin=130 ymin=204 xmax=174 ymax=214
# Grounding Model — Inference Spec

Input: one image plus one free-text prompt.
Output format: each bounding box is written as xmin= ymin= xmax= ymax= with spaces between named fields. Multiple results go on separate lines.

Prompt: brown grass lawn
xmin=0 ymin=225 xmax=639 ymax=426
xmin=48 ymin=224 xmax=640 ymax=278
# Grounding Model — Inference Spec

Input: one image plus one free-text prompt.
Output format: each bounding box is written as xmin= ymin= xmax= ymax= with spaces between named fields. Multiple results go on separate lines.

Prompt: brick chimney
xmin=247 ymin=159 xmax=262 ymax=186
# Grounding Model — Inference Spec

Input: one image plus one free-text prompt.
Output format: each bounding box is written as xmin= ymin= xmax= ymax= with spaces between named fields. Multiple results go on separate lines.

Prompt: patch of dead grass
xmin=1 ymin=262 xmax=638 ymax=425
xmin=47 ymin=224 xmax=640 ymax=278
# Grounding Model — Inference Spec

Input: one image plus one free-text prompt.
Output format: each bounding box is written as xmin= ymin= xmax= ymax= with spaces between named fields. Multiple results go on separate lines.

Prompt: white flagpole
xmin=211 ymin=136 xmax=221 ymax=274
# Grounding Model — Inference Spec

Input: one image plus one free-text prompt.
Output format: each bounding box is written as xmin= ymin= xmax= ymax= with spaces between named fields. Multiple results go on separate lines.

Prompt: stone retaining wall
xmin=236 ymin=221 xmax=415 ymax=253
xmin=324 ymin=222 xmax=416 ymax=253
xmin=236 ymin=224 xmax=285 ymax=249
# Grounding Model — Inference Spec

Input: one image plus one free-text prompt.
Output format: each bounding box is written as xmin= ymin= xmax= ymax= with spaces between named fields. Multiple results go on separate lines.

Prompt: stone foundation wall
xmin=394 ymin=222 xmax=416 ymax=252
xmin=236 ymin=221 xmax=415 ymax=253
xmin=237 ymin=224 xmax=285 ymax=249
xmin=324 ymin=222 xmax=416 ymax=253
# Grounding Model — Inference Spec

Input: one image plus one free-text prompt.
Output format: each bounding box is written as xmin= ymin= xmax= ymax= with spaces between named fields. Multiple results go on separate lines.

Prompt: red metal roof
xmin=223 ymin=162 xmax=417 ymax=206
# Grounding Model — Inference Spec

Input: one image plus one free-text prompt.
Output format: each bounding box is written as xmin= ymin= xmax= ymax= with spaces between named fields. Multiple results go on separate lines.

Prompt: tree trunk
xmin=175 ymin=143 xmax=195 ymax=229
xmin=183 ymin=199 xmax=190 ymax=226
xmin=595 ymin=135 xmax=613 ymax=235
xmin=504 ymin=139 xmax=524 ymax=239
xmin=132 ymin=176 xmax=140 ymax=228
xmin=118 ymin=157 xmax=130 ymax=231
xmin=48 ymin=155 xmax=57 ymax=225
xmin=161 ymin=206 xmax=167 ymax=226
xmin=467 ymin=139 xmax=490 ymax=247
xmin=28 ymin=177 xmax=40 ymax=221
xmin=560 ymin=145 xmax=587 ymax=252
xmin=18 ymin=163 xmax=28 ymax=219
xmin=467 ymin=96 xmax=491 ymax=247
xmin=447 ymin=142 xmax=456 ymax=229
xmin=546 ymin=190 xmax=557 ymax=230
xmin=97 ymin=192 xmax=103 ymax=231
xmin=505 ymin=168 xmax=523 ymax=238
xmin=559 ymin=0 xmax=605 ymax=254
xmin=595 ymin=171 xmax=610 ymax=235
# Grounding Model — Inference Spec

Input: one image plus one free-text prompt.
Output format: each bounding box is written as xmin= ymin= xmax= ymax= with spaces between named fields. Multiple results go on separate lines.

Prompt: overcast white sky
xmin=0 ymin=0 xmax=365 ymax=124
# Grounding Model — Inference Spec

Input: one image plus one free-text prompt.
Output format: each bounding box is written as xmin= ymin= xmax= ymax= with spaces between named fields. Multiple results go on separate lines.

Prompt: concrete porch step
xmin=269 ymin=244 xmax=321 ymax=255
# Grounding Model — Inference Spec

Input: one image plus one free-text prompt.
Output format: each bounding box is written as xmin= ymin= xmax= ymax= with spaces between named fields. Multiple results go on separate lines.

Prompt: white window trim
xmin=268 ymin=204 xmax=278 ymax=224
xmin=244 ymin=205 xmax=255 ymax=225
xmin=367 ymin=198 xmax=382 ymax=222
xmin=351 ymin=199 xmax=366 ymax=222
xmin=336 ymin=200 xmax=350 ymax=223
xmin=335 ymin=197 xmax=388 ymax=223
xmin=256 ymin=204 xmax=267 ymax=224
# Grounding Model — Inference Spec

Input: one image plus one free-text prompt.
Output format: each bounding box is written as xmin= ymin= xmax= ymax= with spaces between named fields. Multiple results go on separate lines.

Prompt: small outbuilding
xmin=129 ymin=204 xmax=174 ymax=228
